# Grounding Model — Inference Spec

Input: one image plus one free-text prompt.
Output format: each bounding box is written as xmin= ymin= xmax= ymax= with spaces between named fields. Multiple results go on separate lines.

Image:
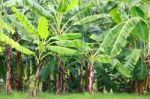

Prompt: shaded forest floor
xmin=0 ymin=91 xmax=150 ymax=99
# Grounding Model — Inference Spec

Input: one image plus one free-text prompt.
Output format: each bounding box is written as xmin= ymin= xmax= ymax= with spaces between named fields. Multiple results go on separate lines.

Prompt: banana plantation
xmin=0 ymin=0 xmax=150 ymax=98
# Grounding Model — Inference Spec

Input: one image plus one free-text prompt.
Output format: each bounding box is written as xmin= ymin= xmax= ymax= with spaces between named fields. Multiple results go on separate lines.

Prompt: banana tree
xmin=72 ymin=0 xmax=150 ymax=93
xmin=0 ymin=17 xmax=34 ymax=94
xmin=54 ymin=31 xmax=112 ymax=93
xmin=9 ymin=1 xmax=83 ymax=95
xmin=19 ymin=0 xmax=111 ymax=94
xmin=4 ymin=0 xmax=149 ymax=95
xmin=101 ymin=0 xmax=150 ymax=94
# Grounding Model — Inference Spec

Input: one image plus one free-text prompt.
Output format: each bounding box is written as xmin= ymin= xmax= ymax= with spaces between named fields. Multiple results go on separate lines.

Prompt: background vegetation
xmin=0 ymin=0 xmax=150 ymax=98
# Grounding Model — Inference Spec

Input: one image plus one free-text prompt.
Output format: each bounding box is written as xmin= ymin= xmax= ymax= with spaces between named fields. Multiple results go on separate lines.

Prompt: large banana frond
xmin=38 ymin=16 xmax=49 ymax=40
xmin=51 ymin=33 xmax=81 ymax=40
xmin=0 ymin=46 xmax=3 ymax=53
xmin=130 ymin=6 xmax=145 ymax=19
xmin=149 ymin=34 xmax=150 ymax=55
xmin=4 ymin=0 xmax=23 ymax=7
xmin=115 ymin=62 xmax=131 ymax=78
xmin=110 ymin=17 xmax=143 ymax=57
xmin=47 ymin=46 xmax=77 ymax=56
xmin=0 ymin=20 xmax=15 ymax=34
xmin=133 ymin=61 xmax=148 ymax=80
xmin=25 ymin=0 xmax=51 ymax=18
xmin=41 ymin=64 xmax=50 ymax=81
xmin=74 ymin=14 xmax=110 ymax=25
xmin=55 ymin=40 xmax=91 ymax=50
xmin=111 ymin=59 xmax=131 ymax=77
xmin=66 ymin=0 xmax=79 ymax=12
xmin=101 ymin=22 xmax=125 ymax=48
xmin=124 ymin=49 xmax=141 ymax=71
xmin=134 ymin=21 xmax=149 ymax=41
xmin=11 ymin=6 xmax=36 ymax=35
xmin=111 ymin=49 xmax=141 ymax=77
xmin=96 ymin=55 xmax=112 ymax=63
xmin=55 ymin=40 xmax=81 ymax=48
xmin=130 ymin=6 xmax=149 ymax=41
xmin=90 ymin=33 xmax=106 ymax=42
xmin=102 ymin=17 xmax=147 ymax=57
xmin=0 ymin=32 xmax=34 ymax=55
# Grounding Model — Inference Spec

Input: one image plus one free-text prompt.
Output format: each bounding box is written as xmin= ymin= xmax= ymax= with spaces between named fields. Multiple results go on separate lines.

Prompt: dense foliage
xmin=0 ymin=0 xmax=150 ymax=97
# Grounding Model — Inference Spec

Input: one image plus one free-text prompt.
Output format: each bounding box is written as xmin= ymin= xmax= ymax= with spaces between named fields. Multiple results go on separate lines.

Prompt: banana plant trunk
xmin=32 ymin=60 xmax=40 ymax=97
xmin=146 ymin=61 xmax=150 ymax=92
xmin=134 ymin=77 xmax=145 ymax=94
xmin=147 ymin=65 xmax=150 ymax=91
xmin=16 ymin=51 xmax=23 ymax=91
xmin=134 ymin=60 xmax=150 ymax=95
xmin=24 ymin=61 xmax=30 ymax=92
xmin=13 ymin=33 xmax=23 ymax=91
xmin=42 ymin=75 xmax=51 ymax=92
xmin=135 ymin=80 xmax=138 ymax=93
xmin=80 ymin=62 xmax=84 ymax=92
xmin=5 ymin=45 xmax=12 ymax=95
xmin=86 ymin=63 xmax=94 ymax=93
xmin=56 ymin=57 xmax=64 ymax=94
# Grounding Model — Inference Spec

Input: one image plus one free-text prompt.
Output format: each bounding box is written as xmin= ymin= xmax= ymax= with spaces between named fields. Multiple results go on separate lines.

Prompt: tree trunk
xmin=42 ymin=75 xmax=50 ymax=92
xmin=79 ymin=63 xmax=84 ymax=92
xmin=32 ymin=60 xmax=40 ymax=97
xmin=138 ymin=65 xmax=150 ymax=94
xmin=27 ymin=61 xmax=30 ymax=83
xmin=135 ymin=80 xmax=138 ymax=93
xmin=63 ymin=76 xmax=68 ymax=93
xmin=134 ymin=74 xmax=149 ymax=95
xmin=5 ymin=45 xmax=11 ymax=95
xmin=24 ymin=61 xmax=30 ymax=92
xmin=145 ymin=62 xmax=150 ymax=92
xmin=86 ymin=63 xmax=94 ymax=93
xmin=12 ymin=33 xmax=23 ymax=91
xmin=16 ymin=51 xmax=23 ymax=91
xmin=56 ymin=58 xmax=64 ymax=94
xmin=134 ymin=59 xmax=150 ymax=95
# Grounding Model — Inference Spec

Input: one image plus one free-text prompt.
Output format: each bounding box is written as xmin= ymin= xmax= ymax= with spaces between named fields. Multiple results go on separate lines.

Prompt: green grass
xmin=0 ymin=91 xmax=150 ymax=99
